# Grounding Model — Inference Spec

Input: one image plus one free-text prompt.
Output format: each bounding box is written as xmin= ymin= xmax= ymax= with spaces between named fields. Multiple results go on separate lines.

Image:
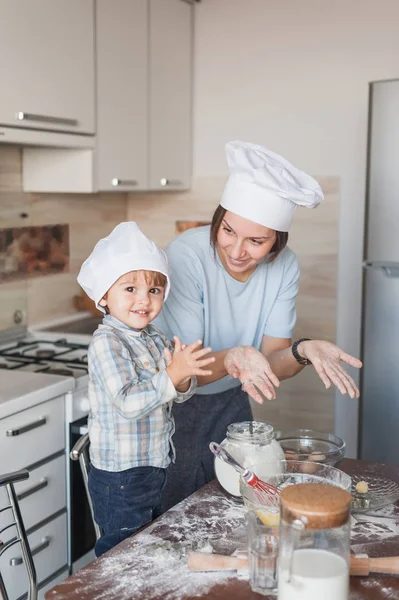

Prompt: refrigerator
xmin=360 ymin=79 xmax=399 ymax=463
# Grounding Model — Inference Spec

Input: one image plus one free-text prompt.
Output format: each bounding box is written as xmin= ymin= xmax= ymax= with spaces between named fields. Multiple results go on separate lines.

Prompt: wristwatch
xmin=291 ymin=338 xmax=312 ymax=366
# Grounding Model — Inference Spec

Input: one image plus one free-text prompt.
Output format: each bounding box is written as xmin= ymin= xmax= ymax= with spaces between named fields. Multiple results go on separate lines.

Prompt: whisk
xmin=209 ymin=442 xmax=281 ymax=508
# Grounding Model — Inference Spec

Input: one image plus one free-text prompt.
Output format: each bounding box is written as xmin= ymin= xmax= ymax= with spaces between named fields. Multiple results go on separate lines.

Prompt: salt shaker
xmin=214 ymin=421 xmax=285 ymax=496
xmin=278 ymin=482 xmax=352 ymax=600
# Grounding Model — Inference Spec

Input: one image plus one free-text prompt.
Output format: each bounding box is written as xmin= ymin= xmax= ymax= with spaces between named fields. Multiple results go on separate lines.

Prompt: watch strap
xmin=292 ymin=338 xmax=312 ymax=366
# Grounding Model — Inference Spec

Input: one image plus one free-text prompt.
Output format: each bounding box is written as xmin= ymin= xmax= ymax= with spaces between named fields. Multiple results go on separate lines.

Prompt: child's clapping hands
xmin=165 ymin=336 xmax=214 ymax=392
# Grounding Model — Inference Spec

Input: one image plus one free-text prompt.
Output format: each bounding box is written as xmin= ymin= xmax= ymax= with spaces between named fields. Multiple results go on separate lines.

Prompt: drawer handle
xmin=160 ymin=178 xmax=182 ymax=187
xmin=16 ymin=478 xmax=48 ymax=501
xmin=10 ymin=536 xmax=50 ymax=567
xmin=6 ymin=417 xmax=47 ymax=437
xmin=15 ymin=111 xmax=78 ymax=127
xmin=111 ymin=178 xmax=138 ymax=187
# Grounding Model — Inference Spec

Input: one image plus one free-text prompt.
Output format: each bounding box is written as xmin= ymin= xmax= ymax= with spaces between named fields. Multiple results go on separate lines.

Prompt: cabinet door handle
xmin=160 ymin=178 xmax=183 ymax=187
xmin=6 ymin=417 xmax=47 ymax=437
xmin=15 ymin=111 xmax=78 ymax=127
xmin=16 ymin=478 xmax=48 ymax=501
xmin=111 ymin=178 xmax=138 ymax=187
xmin=10 ymin=537 xmax=50 ymax=566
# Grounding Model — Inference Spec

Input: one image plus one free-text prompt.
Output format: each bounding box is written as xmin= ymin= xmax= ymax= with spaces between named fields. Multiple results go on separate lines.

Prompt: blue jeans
xmin=88 ymin=464 xmax=167 ymax=557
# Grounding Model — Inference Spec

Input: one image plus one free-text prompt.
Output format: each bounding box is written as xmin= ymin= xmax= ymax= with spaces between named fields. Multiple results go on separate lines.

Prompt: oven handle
xmin=16 ymin=478 xmax=48 ymax=501
xmin=9 ymin=536 xmax=50 ymax=566
xmin=6 ymin=417 xmax=47 ymax=437
xmin=70 ymin=423 xmax=88 ymax=437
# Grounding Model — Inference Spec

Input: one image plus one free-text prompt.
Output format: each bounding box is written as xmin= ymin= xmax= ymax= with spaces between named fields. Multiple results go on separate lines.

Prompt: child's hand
xmin=166 ymin=336 xmax=214 ymax=391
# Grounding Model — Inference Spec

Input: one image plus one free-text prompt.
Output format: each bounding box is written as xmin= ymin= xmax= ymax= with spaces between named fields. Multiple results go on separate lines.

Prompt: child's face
xmin=99 ymin=271 xmax=165 ymax=329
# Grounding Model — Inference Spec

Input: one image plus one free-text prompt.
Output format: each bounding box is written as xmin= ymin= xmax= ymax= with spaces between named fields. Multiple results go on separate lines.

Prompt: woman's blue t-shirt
xmin=154 ymin=225 xmax=300 ymax=395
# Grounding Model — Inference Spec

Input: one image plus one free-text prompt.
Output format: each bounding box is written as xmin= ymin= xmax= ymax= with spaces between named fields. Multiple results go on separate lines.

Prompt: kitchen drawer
xmin=36 ymin=568 xmax=68 ymax=600
xmin=0 ymin=396 xmax=65 ymax=473
xmin=0 ymin=513 xmax=67 ymax=600
xmin=0 ymin=455 xmax=66 ymax=537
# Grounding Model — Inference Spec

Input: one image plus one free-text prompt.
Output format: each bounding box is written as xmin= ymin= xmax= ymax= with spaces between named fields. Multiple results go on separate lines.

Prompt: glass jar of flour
xmin=214 ymin=421 xmax=285 ymax=497
xmin=278 ymin=482 xmax=352 ymax=600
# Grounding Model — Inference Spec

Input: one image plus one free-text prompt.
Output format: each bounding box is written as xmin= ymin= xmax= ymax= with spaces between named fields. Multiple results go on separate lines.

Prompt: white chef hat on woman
xmin=220 ymin=141 xmax=323 ymax=232
xmin=77 ymin=222 xmax=170 ymax=313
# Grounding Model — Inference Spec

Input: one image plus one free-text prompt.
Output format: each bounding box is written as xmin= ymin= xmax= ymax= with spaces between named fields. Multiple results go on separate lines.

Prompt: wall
xmin=191 ymin=0 xmax=399 ymax=454
xmin=0 ymin=146 xmax=127 ymax=329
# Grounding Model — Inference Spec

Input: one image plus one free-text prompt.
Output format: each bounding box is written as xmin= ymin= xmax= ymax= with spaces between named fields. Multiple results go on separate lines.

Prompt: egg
xmin=308 ymin=451 xmax=327 ymax=462
xmin=256 ymin=510 xmax=280 ymax=527
xmin=284 ymin=450 xmax=299 ymax=461
xmin=299 ymin=460 xmax=318 ymax=474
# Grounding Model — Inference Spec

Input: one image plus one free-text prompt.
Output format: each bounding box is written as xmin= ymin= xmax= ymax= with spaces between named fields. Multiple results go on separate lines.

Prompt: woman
xmin=155 ymin=140 xmax=362 ymax=512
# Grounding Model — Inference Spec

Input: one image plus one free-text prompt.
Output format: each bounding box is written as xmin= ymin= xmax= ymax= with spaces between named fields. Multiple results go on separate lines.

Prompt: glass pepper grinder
xmin=278 ymin=482 xmax=352 ymax=600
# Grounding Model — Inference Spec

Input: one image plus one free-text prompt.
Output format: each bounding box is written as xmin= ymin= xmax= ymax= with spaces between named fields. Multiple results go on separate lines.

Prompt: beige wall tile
xmin=0 ymin=146 xmax=22 ymax=192
xmin=0 ymin=147 xmax=127 ymax=327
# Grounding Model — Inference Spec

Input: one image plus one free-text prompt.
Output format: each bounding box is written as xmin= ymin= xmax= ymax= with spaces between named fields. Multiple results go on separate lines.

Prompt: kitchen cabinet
xmin=96 ymin=0 xmax=193 ymax=192
xmin=149 ymin=0 xmax=192 ymax=191
xmin=96 ymin=0 xmax=148 ymax=191
xmin=0 ymin=395 xmax=68 ymax=599
xmin=0 ymin=0 xmax=95 ymax=135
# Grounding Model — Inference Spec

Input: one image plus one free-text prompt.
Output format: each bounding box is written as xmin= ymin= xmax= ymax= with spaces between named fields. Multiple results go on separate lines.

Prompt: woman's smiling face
xmin=216 ymin=211 xmax=276 ymax=281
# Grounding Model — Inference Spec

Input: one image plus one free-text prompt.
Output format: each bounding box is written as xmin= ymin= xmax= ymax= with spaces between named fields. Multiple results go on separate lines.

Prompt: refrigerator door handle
xmin=363 ymin=261 xmax=399 ymax=277
xmin=382 ymin=266 xmax=399 ymax=278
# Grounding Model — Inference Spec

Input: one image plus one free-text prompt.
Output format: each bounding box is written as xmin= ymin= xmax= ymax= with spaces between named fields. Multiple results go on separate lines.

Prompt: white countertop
xmin=0 ymin=371 xmax=75 ymax=420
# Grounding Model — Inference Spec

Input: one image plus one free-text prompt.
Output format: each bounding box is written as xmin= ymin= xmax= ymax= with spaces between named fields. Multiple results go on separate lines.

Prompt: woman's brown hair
xmin=209 ymin=205 xmax=288 ymax=263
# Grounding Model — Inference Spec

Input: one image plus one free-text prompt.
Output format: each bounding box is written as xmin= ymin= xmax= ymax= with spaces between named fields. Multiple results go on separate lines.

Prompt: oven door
xmin=69 ymin=417 xmax=96 ymax=571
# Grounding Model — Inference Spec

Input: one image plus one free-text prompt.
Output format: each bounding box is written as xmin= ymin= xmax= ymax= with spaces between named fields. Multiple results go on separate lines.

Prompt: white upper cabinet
xmin=96 ymin=0 xmax=193 ymax=192
xmin=149 ymin=0 xmax=192 ymax=191
xmin=0 ymin=0 xmax=95 ymax=135
xmin=96 ymin=0 xmax=148 ymax=192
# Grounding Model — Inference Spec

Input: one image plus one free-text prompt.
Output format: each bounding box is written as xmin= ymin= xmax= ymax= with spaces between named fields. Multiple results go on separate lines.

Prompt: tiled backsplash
xmin=0 ymin=146 xmax=127 ymax=329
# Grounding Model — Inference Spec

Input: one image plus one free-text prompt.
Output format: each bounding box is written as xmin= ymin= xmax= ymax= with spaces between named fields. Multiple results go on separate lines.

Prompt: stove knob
xmin=80 ymin=396 xmax=90 ymax=413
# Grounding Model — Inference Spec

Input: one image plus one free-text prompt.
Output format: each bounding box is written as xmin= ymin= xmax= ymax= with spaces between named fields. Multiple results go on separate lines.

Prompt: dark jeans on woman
xmin=88 ymin=464 xmax=166 ymax=557
xmin=160 ymin=385 xmax=252 ymax=513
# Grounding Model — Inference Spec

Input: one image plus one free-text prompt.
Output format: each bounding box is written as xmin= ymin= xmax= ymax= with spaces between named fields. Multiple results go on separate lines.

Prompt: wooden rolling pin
xmin=187 ymin=551 xmax=399 ymax=577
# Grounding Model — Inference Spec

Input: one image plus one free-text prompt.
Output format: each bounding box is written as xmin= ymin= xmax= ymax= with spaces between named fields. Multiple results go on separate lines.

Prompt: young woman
xmin=155 ymin=140 xmax=362 ymax=511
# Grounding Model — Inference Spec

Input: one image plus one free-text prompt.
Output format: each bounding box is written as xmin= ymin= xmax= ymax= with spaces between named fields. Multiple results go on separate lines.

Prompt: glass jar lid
xmin=226 ymin=421 xmax=274 ymax=444
xmin=280 ymin=482 xmax=352 ymax=529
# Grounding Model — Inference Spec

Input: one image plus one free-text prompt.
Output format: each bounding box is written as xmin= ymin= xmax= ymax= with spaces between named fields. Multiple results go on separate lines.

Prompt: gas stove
xmin=0 ymin=338 xmax=89 ymax=379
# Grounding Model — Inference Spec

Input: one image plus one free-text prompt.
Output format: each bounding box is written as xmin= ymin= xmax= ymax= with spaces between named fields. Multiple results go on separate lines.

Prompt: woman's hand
xmin=165 ymin=337 xmax=215 ymax=391
xmin=298 ymin=340 xmax=362 ymax=398
xmin=224 ymin=346 xmax=280 ymax=404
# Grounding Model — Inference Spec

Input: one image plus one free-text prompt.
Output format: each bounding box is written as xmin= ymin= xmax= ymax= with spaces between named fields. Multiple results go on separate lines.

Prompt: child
xmin=77 ymin=222 xmax=214 ymax=557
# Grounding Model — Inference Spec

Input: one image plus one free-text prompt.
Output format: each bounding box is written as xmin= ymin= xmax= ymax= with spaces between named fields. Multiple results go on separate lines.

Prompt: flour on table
xmin=55 ymin=490 xmax=248 ymax=600
xmin=349 ymin=577 xmax=399 ymax=600
xmin=350 ymin=515 xmax=399 ymax=545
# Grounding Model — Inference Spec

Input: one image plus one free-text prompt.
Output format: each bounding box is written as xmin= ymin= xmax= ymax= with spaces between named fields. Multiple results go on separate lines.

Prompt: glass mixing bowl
xmin=240 ymin=459 xmax=352 ymax=526
xmin=273 ymin=429 xmax=346 ymax=465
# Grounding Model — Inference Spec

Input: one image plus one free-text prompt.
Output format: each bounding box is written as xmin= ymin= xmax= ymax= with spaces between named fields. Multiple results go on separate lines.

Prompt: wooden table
xmin=46 ymin=459 xmax=399 ymax=599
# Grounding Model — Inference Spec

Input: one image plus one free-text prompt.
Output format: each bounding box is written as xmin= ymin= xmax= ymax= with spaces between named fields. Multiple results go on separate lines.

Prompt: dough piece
xmin=355 ymin=480 xmax=369 ymax=494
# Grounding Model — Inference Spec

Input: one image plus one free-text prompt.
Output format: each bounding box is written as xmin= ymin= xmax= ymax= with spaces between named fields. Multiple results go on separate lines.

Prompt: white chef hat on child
xmin=77 ymin=222 xmax=170 ymax=313
xmin=220 ymin=141 xmax=323 ymax=232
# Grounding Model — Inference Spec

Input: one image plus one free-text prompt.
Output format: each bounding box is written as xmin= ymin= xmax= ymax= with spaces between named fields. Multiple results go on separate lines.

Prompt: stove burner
xmin=0 ymin=337 xmax=89 ymax=378
xmin=46 ymin=368 xmax=74 ymax=377
xmin=36 ymin=349 xmax=56 ymax=359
